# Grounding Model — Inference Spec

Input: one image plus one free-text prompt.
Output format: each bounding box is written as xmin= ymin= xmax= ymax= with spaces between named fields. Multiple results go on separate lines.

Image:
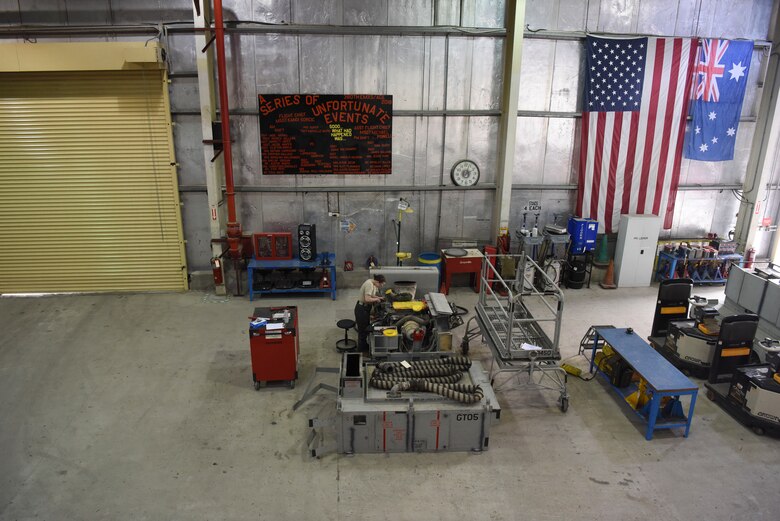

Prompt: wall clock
xmin=450 ymin=159 xmax=480 ymax=187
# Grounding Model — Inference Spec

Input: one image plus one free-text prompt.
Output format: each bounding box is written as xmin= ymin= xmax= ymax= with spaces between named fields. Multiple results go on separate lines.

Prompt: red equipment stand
xmin=483 ymin=245 xmax=500 ymax=295
xmin=441 ymin=248 xmax=484 ymax=294
xmin=249 ymin=306 xmax=299 ymax=389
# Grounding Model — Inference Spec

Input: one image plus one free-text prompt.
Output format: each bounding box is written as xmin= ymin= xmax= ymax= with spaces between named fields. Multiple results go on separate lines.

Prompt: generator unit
xmin=648 ymin=280 xmax=724 ymax=379
xmin=307 ymin=352 xmax=500 ymax=456
xmin=368 ymin=292 xmax=460 ymax=360
xmin=702 ymin=314 xmax=780 ymax=436
xmin=662 ymin=304 xmax=720 ymax=378
xmin=727 ymin=364 xmax=780 ymax=426
xmin=665 ymin=321 xmax=717 ymax=367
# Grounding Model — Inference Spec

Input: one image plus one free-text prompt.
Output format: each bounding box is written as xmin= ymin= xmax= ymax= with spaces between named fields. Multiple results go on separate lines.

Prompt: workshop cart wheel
xmin=752 ymin=425 xmax=765 ymax=436
xmin=559 ymin=397 xmax=569 ymax=413
xmin=706 ymin=389 xmax=715 ymax=401
xmin=289 ymin=380 xmax=296 ymax=389
xmin=254 ymin=380 xmax=261 ymax=391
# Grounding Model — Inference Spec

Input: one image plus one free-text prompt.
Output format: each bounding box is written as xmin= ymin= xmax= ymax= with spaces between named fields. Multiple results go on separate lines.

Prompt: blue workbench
xmin=248 ymin=252 xmax=337 ymax=301
xmin=589 ymin=327 xmax=698 ymax=440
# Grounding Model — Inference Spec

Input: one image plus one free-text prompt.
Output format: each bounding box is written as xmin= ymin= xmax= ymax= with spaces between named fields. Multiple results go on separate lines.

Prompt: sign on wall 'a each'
xmin=259 ymin=94 xmax=392 ymax=175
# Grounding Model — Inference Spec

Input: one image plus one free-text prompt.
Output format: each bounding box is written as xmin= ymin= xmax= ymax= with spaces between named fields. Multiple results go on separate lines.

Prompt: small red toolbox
xmin=252 ymin=232 xmax=293 ymax=260
xmin=249 ymin=306 xmax=299 ymax=389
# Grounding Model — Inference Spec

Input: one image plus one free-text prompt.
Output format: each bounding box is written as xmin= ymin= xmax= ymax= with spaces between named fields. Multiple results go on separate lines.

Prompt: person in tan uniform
xmin=354 ymin=274 xmax=386 ymax=352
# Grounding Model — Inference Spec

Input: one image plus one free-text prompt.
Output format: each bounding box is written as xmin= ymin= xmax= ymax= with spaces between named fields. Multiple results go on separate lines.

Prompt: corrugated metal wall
xmin=0 ymin=70 xmax=188 ymax=292
xmin=1 ymin=0 xmax=777 ymax=271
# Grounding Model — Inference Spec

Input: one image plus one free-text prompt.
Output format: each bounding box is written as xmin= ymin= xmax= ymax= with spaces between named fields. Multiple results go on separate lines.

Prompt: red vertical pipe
xmin=213 ymin=0 xmax=242 ymax=257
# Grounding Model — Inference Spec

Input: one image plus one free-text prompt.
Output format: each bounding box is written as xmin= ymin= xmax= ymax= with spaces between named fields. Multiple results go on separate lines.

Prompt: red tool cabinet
xmin=249 ymin=306 xmax=299 ymax=389
xmin=252 ymin=232 xmax=293 ymax=260
xmin=441 ymin=248 xmax=484 ymax=294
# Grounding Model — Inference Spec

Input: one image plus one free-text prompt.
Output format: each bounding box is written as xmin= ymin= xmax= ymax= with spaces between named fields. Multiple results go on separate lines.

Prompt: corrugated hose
xmin=369 ymin=356 xmax=483 ymax=404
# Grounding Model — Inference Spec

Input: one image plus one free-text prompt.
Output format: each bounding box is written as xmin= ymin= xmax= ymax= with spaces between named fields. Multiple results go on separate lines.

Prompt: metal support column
xmin=193 ymin=1 xmax=226 ymax=295
xmin=735 ymin=3 xmax=780 ymax=255
xmin=491 ymin=0 xmax=526 ymax=239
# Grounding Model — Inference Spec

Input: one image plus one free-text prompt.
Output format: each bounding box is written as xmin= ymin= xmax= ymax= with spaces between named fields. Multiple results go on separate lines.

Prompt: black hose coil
xmin=369 ymin=356 xmax=483 ymax=404
xmin=370 ymin=373 xmax=463 ymax=384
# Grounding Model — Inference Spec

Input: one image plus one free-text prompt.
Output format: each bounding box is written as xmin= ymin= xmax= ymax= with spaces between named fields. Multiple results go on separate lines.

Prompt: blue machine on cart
xmin=567 ymin=217 xmax=598 ymax=255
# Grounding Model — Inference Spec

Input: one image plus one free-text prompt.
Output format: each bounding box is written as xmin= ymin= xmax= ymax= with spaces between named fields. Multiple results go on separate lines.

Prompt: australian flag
xmin=685 ymin=39 xmax=753 ymax=161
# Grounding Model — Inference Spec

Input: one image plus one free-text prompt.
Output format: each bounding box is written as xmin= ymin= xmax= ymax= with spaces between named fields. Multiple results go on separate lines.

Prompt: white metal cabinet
xmin=614 ymin=215 xmax=662 ymax=288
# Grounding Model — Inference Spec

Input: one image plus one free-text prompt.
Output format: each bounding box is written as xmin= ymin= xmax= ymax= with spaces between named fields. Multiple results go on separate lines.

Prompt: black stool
xmin=336 ymin=319 xmax=357 ymax=352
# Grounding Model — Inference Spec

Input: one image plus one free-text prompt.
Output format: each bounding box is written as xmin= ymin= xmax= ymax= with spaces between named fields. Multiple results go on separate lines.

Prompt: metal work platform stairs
xmin=466 ymin=252 xmax=569 ymax=412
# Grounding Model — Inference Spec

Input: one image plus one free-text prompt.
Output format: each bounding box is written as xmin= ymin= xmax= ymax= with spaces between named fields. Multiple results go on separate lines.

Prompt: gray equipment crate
xmin=307 ymin=353 xmax=500 ymax=456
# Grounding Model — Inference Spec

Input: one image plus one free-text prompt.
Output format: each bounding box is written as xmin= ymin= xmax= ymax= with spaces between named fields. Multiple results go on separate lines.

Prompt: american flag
xmin=577 ymin=36 xmax=698 ymax=233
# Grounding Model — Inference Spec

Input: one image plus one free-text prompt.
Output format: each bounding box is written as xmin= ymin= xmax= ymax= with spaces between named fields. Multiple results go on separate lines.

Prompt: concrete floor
xmin=1 ymin=282 xmax=777 ymax=520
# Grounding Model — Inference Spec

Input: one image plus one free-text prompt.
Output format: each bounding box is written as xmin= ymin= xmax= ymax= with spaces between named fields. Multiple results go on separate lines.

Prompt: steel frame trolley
xmin=466 ymin=252 xmax=569 ymax=411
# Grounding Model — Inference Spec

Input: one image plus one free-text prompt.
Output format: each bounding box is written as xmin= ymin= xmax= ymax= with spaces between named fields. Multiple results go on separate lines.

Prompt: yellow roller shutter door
xmin=0 ymin=70 xmax=188 ymax=292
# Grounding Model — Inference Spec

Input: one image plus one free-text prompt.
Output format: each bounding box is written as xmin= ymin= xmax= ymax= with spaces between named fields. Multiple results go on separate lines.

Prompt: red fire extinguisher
xmin=744 ymin=247 xmax=756 ymax=269
xmin=497 ymin=234 xmax=510 ymax=254
xmin=211 ymin=257 xmax=224 ymax=285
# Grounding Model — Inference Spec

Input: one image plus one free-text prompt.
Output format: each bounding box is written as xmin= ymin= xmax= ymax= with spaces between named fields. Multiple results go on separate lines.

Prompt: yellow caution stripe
xmin=721 ymin=347 xmax=751 ymax=357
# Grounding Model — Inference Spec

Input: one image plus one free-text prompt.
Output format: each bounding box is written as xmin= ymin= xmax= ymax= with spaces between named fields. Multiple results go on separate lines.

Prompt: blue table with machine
xmin=589 ymin=327 xmax=698 ymax=440
xmin=248 ymin=252 xmax=337 ymax=301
